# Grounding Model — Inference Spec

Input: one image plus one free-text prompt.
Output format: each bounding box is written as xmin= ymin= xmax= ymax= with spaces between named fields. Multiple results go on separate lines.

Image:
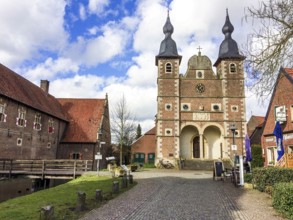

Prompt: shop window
xmin=165 ymin=63 xmax=172 ymax=73
xmin=33 ymin=114 xmax=42 ymax=131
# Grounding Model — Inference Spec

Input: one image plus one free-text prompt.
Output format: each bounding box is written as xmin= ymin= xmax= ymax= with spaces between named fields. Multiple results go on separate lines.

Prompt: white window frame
xmin=165 ymin=103 xmax=172 ymax=111
xmin=48 ymin=118 xmax=54 ymax=133
xmin=165 ymin=63 xmax=172 ymax=73
xmin=33 ymin=114 xmax=42 ymax=131
xmin=16 ymin=108 xmax=26 ymax=127
xmin=17 ymin=138 xmax=23 ymax=146
xmin=211 ymin=103 xmax=221 ymax=111
xmin=231 ymin=105 xmax=239 ymax=112
xmin=0 ymin=104 xmax=7 ymax=122
xmin=165 ymin=128 xmax=172 ymax=136
xmin=229 ymin=63 xmax=237 ymax=73
xmin=196 ymin=70 xmax=204 ymax=79
xmin=181 ymin=103 xmax=190 ymax=111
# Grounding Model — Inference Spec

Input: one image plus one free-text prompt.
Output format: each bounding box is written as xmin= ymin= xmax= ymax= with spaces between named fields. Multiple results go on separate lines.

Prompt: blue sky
xmin=0 ymin=0 xmax=269 ymax=133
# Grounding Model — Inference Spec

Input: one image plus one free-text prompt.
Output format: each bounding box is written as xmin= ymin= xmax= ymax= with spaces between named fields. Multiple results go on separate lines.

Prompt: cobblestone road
xmin=81 ymin=169 xmax=285 ymax=220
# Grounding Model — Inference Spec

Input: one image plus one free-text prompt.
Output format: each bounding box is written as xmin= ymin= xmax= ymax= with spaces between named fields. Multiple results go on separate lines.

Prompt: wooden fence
xmin=275 ymin=153 xmax=293 ymax=168
xmin=0 ymin=159 xmax=93 ymax=179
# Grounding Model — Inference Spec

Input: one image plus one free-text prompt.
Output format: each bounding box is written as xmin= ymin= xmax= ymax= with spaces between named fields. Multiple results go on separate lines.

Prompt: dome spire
xmin=156 ymin=10 xmax=182 ymax=65
xmin=214 ymin=9 xmax=245 ymax=66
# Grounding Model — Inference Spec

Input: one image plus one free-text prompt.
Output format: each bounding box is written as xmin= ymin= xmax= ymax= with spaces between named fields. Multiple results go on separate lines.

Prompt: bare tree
xmin=111 ymin=95 xmax=136 ymax=165
xmin=243 ymin=0 xmax=293 ymax=99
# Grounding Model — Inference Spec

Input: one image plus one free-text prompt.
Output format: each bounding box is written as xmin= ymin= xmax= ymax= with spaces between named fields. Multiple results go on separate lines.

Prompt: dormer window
xmin=0 ymin=104 xmax=7 ymax=122
xmin=165 ymin=63 xmax=172 ymax=73
xmin=230 ymin=63 xmax=236 ymax=73
xmin=48 ymin=118 xmax=54 ymax=133
xmin=16 ymin=108 xmax=26 ymax=127
xmin=34 ymin=114 xmax=42 ymax=131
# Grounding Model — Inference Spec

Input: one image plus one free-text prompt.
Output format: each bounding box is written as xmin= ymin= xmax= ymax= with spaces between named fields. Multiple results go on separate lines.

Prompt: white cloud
xmin=79 ymin=3 xmax=87 ymax=20
xmin=88 ymin=0 xmax=110 ymax=15
xmin=22 ymin=57 xmax=79 ymax=83
xmin=0 ymin=0 xmax=68 ymax=67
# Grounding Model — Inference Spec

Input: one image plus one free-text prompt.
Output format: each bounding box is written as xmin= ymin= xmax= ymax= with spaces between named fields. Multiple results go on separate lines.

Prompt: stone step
xmin=182 ymin=159 xmax=233 ymax=171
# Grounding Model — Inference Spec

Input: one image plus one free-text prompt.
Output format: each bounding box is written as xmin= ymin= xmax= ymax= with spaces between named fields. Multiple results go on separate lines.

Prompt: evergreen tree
xmin=136 ymin=124 xmax=142 ymax=139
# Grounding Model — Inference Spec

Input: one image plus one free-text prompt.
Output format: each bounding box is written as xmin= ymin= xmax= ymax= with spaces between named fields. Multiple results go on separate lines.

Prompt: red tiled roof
xmin=254 ymin=116 xmax=265 ymax=124
xmin=145 ymin=126 xmax=156 ymax=135
xmin=284 ymin=68 xmax=293 ymax=77
xmin=0 ymin=64 xmax=68 ymax=121
xmin=58 ymin=98 xmax=105 ymax=143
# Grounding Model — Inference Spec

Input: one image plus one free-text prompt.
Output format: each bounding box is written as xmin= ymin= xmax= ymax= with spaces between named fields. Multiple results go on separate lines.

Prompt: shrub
xmin=251 ymin=144 xmax=264 ymax=168
xmin=272 ymin=182 xmax=293 ymax=219
xmin=252 ymin=167 xmax=293 ymax=192
xmin=244 ymin=173 xmax=253 ymax=183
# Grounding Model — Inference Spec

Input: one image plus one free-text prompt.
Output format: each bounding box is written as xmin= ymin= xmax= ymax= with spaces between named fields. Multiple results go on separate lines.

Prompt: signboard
xmin=275 ymin=106 xmax=286 ymax=123
xmin=106 ymin=156 xmax=115 ymax=161
xmin=95 ymin=154 xmax=102 ymax=160
xmin=232 ymin=145 xmax=237 ymax=150
xmin=193 ymin=113 xmax=210 ymax=121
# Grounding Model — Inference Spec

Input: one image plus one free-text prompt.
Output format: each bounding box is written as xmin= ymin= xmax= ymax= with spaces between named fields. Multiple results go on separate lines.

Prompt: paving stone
xmin=80 ymin=170 xmax=285 ymax=220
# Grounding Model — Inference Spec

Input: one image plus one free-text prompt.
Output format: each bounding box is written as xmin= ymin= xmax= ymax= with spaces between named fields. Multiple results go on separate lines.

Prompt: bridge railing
xmin=0 ymin=159 xmax=93 ymax=178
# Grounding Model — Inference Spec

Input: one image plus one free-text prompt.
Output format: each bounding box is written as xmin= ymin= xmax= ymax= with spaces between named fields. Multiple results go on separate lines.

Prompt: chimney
xmin=40 ymin=80 xmax=49 ymax=93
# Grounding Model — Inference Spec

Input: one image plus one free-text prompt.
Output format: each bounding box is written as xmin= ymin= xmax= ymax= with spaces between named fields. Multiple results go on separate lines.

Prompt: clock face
xmin=196 ymin=83 xmax=205 ymax=93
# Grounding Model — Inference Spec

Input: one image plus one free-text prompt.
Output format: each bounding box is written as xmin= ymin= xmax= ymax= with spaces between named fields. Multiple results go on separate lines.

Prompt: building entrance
xmin=193 ymin=136 xmax=200 ymax=158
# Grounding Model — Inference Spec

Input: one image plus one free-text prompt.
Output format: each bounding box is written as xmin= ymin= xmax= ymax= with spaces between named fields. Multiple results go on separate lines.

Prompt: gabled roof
xmin=58 ymin=98 xmax=105 ymax=143
xmin=253 ymin=116 xmax=265 ymax=125
xmin=261 ymin=67 xmax=293 ymax=135
xmin=131 ymin=126 xmax=156 ymax=145
xmin=0 ymin=64 xmax=68 ymax=121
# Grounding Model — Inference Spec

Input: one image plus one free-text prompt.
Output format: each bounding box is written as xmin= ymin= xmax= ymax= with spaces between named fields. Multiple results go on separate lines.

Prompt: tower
xmin=155 ymin=12 xmax=182 ymax=164
xmin=213 ymin=9 xmax=246 ymax=158
xmin=155 ymin=10 xmax=246 ymax=167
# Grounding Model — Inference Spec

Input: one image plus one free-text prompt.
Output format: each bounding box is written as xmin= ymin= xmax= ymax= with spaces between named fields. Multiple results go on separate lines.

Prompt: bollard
xmin=128 ymin=174 xmax=133 ymax=184
xmin=112 ymin=181 xmax=119 ymax=194
xmin=40 ymin=205 xmax=54 ymax=220
xmin=95 ymin=189 xmax=103 ymax=202
xmin=121 ymin=175 xmax=128 ymax=188
xmin=76 ymin=191 xmax=86 ymax=211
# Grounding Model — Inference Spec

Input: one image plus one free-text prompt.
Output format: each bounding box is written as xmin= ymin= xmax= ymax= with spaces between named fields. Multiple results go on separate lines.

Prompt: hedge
xmin=272 ymin=182 xmax=293 ymax=219
xmin=251 ymin=144 xmax=264 ymax=168
xmin=252 ymin=167 xmax=293 ymax=192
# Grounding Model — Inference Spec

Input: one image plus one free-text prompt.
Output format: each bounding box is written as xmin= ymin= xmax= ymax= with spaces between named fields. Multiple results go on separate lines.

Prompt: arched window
xmin=165 ymin=63 xmax=172 ymax=73
xmin=230 ymin=63 xmax=236 ymax=73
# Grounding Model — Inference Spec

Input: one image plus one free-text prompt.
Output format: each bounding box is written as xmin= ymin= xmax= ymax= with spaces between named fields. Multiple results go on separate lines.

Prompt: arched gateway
xmin=155 ymin=11 xmax=247 ymax=166
xmin=180 ymin=125 xmax=224 ymax=160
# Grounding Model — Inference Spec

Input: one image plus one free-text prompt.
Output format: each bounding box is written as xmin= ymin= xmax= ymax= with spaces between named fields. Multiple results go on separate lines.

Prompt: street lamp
xmin=230 ymin=123 xmax=238 ymax=164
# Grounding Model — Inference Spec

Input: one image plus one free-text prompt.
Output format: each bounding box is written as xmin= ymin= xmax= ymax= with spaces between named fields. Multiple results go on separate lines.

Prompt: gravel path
xmin=81 ymin=169 xmax=285 ymax=220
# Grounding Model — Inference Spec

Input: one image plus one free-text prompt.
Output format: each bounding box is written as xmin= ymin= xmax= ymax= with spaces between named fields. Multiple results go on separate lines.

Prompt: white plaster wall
xmin=204 ymin=126 xmax=221 ymax=159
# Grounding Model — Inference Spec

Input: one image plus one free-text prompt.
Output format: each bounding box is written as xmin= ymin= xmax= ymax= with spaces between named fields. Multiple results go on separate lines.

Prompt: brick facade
xmin=261 ymin=68 xmax=293 ymax=166
xmin=155 ymin=12 xmax=246 ymax=165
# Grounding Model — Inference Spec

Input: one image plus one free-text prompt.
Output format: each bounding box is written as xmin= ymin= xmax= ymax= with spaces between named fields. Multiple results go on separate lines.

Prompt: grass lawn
xmin=0 ymin=174 xmax=136 ymax=220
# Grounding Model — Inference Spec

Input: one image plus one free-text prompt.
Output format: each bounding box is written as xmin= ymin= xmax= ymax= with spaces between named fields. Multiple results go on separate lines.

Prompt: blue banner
xmin=273 ymin=121 xmax=284 ymax=161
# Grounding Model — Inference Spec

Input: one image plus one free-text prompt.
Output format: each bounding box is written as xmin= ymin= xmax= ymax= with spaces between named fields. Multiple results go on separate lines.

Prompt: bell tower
xmin=214 ymin=9 xmax=246 ymax=157
xmin=155 ymin=12 xmax=182 ymax=164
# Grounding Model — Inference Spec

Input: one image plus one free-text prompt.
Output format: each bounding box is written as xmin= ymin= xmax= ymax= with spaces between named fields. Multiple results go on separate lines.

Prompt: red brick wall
xmin=132 ymin=134 xmax=156 ymax=163
xmin=0 ymin=95 xmax=67 ymax=159
xmin=262 ymin=71 xmax=293 ymax=166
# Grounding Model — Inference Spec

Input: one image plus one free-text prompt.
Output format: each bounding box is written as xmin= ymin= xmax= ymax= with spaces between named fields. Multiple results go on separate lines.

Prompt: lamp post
xmin=230 ymin=123 xmax=237 ymax=156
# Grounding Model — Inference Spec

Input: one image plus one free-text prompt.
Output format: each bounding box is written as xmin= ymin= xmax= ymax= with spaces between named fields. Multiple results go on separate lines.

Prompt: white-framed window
xmin=211 ymin=103 xmax=221 ymax=111
xmin=165 ymin=128 xmax=172 ymax=136
xmin=229 ymin=63 xmax=237 ymax=73
xmin=290 ymin=105 xmax=293 ymax=122
xmin=181 ymin=103 xmax=190 ymax=111
xmin=165 ymin=63 xmax=172 ymax=73
xmin=16 ymin=108 xmax=26 ymax=127
xmin=47 ymin=142 xmax=51 ymax=149
xmin=17 ymin=138 xmax=23 ymax=146
xmin=267 ymin=146 xmax=277 ymax=165
xmin=0 ymin=103 xmax=7 ymax=122
xmin=33 ymin=114 xmax=42 ymax=131
xmin=196 ymin=70 xmax=204 ymax=79
xmin=231 ymin=105 xmax=239 ymax=112
xmin=48 ymin=118 xmax=54 ymax=133
xmin=165 ymin=103 xmax=172 ymax=111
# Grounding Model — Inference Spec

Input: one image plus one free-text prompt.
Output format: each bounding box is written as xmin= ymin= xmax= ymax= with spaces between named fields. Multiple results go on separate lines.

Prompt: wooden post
xmin=73 ymin=161 xmax=76 ymax=179
xmin=121 ymin=175 xmax=128 ymax=188
xmin=128 ymin=174 xmax=133 ymax=184
xmin=40 ymin=205 xmax=54 ymax=220
xmin=95 ymin=189 xmax=103 ymax=202
xmin=76 ymin=191 xmax=86 ymax=211
xmin=112 ymin=181 xmax=119 ymax=194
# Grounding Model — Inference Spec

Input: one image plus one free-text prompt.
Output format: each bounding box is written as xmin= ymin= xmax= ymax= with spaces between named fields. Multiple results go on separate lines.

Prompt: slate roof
xmin=0 ymin=64 xmax=68 ymax=121
xmin=58 ymin=98 xmax=105 ymax=143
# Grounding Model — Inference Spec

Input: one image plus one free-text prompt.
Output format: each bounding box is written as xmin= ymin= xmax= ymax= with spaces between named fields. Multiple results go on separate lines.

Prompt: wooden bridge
xmin=0 ymin=159 xmax=93 ymax=179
